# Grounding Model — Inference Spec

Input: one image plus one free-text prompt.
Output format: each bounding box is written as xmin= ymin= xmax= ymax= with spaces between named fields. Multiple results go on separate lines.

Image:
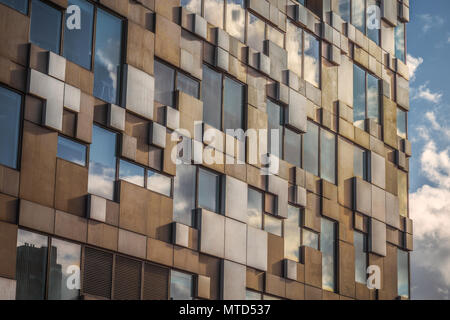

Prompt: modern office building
xmin=0 ymin=0 xmax=412 ymax=300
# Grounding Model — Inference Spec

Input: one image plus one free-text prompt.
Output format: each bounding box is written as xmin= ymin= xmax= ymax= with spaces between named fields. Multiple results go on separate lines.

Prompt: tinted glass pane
xmin=286 ymin=21 xmax=302 ymax=77
xmin=30 ymin=0 xmax=62 ymax=54
xmin=397 ymin=108 xmax=407 ymax=138
xmin=173 ymin=164 xmax=196 ymax=226
xmin=398 ymin=170 xmax=408 ymax=217
xmin=226 ymin=0 xmax=245 ymax=43
xmin=177 ymin=73 xmax=199 ymax=99
xmin=181 ymin=0 xmax=201 ymax=15
xmin=398 ymin=249 xmax=409 ymax=298
xmin=155 ymin=61 xmax=175 ymax=106
xmin=304 ymin=33 xmax=320 ymax=87
xmin=267 ymin=100 xmax=283 ymax=158
xmin=367 ymin=74 xmax=380 ymax=122
xmin=353 ymin=64 xmax=366 ymax=128
xmin=246 ymin=290 xmax=262 ymax=300
xmin=247 ymin=13 xmax=265 ymax=53
xmin=57 ymin=136 xmax=87 ymax=166
xmin=303 ymin=121 xmax=319 ymax=176
xmin=321 ymin=218 xmax=336 ymax=292
xmin=148 ymin=170 xmax=172 ymax=197
xmin=338 ymin=0 xmax=350 ymax=22
xmin=395 ymin=23 xmax=406 ymax=63
xmin=88 ymin=126 xmax=117 ymax=200
xmin=93 ymin=9 xmax=122 ymax=104
xmin=64 ymin=0 xmax=94 ymax=69
xmin=367 ymin=0 xmax=380 ymax=44
xmin=264 ymin=214 xmax=282 ymax=237
xmin=352 ymin=0 xmax=366 ymax=33
xmin=198 ymin=168 xmax=220 ymax=213
xmin=320 ymin=130 xmax=336 ymax=184
xmin=302 ymin=229 xmax=319 ymax=250
xmin=248 ymin=188 xmax=263 ymax=229
xmin=267 ymin=25 xmax=284 ymax=48
xmin=170 ymin=271 xmax=193 ymax=300
xmin=284 ymin=206 xmax=301 ymax=261
xmin=223 ymin=77 xmax=244 ymax=131
xmin=202 ymin=65 xmax=222 ymax=130
xmin=0 ymin=0 xmax=28 ymax=14
xmin=16 ymin=229 xmax=48 ymax=300
xmin=284 ymin=128 xmax=301 ymax=168
xmin=119 ymin=159 xmax=145 ymax=187
xmin=204 ymin=0 xmax=224 ymax=29
xmin=354 ymin=232 xmax=367 ymax=284
xmin=48 ymin=239 xmax=81 ymax=300
xmin=0 ymin=87 xmax=21 ymax=168
xmin=354 ymin=146 xmax=369 ymax=181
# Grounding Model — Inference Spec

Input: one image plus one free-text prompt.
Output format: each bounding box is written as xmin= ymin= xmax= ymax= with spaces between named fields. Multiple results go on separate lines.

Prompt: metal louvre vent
xmin=113 ymin=255 xmax=142 ymax=300
xmin=83 ymin=247 xmax=113 ymax=299
xmin=143 ymin=263 xmax=169 ymax=300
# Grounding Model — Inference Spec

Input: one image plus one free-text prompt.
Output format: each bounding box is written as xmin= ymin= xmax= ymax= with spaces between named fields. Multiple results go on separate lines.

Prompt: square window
xmin=30 ymin=0 xmax=62 ymax=54
xmin=264 ymin=214 xmax=283 ymax=237
xmin=170 ymin=270 xmax=193 ymax=300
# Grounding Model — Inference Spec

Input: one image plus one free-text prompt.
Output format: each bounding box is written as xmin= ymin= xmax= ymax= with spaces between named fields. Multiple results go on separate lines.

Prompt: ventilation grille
xmin=83 ymin=247 xmax=113 ymax=299
xmin=143 ymin=263 xmax=169 ymax=300
xmin=113 ymin=255 xmax=142 ymax=300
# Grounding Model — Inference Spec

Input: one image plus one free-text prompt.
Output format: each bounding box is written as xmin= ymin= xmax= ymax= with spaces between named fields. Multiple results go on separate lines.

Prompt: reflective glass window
xmin=351 ymin=0 xmax=366 ymax=33
xmin=267 ymin=25 xmax=284 ymax=48
xmin=302 ymin=229 xmax=319 ymax=250
xmin=88 ymin=126 xmax=117 ymax=201
xmin=267 ymin=100 xmax=283 ymax=159
xmin=177 ymin=73 xmax=200 ymax=99
xmin=284 ymin=128 xmax=301 ymax=168
xmin=0 ymin=86 xmax=21 ymax=169
xmin=0 ymin=0 xmax=28 ymax=14
xmin=353 ymin=64 xmax=366 ymax=129
xmin=247 ymin=13 xmax=265 ymax=53
xmin=397 ymin=108 xmax=407 ymax=139
xmin=354 ymin=146 xmax=369 ymax=181
xmin=173 ymin=164 xmax=197 ymax=226
xmin=64 ymin=0 xmax=94 ymax=69
xmin=154 ymin=60 xmax=175 ymax=107
xmin=57 ymin=136 xmax=87 ymax=166
xmin=148 ymin=170 xmax=172 ymax=197
xmin=181 ymin=0 xmax=201 ymax=15
xmin=395 ymin=22 xmax=406 ymax=63
xmin=223 ymin=77 xmax=244 ymax=131
xmin=338 ymin=0 xmax=350 ymax=22
xmin=303 ymin=121 xmax=319 ymax=176
xmin=170 ymin=271 xmax=193 ymax=300
xmin=248 ymin=188 xmax=263 ymax=229
xmin=354 ymin=231 xmax=368 ymax=284
xmin=321 ymin=218 xmax=337 ymax=292
xmin=198 ymin=168 xmax=220 ymax=213
xmin=286 ymin=21 xmax=302 ymax=77
xmin=320 ymin=130 xmax=336 ymax=184
xmin=398 ymin=249 xmax=409 ymax=298
xmin=264 ymin=214 xmax=282 ymax=237
xmin=367 ymin=0 xmax=380 ymax=44
xmin=202 ymin=65 xmax=222 ymax=130
xmin=284 ymin=206 xmax=301 ymax=262
xmin=93 ymin=9 xmax=123 ymax=105
xmin=367 ymin=73 xmax=380 ymax=122
xmin=226 ymin=0 xmax=246 ymax=43
xmin=304 ymin=32 xmax=320 ymax=87
xmin=246 ymin=290 xmax=262 ymax=300
xmin=30 ymin=0 xmax=62 ymax=54
xmin=119 ymin=159 xmax=145 ymax=187
xmin=204 ymin=0 xmax=224 ymax=29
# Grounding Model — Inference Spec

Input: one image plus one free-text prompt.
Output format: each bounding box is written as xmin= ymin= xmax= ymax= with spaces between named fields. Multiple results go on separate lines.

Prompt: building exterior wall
xmin=0 ymin=0 xmax=412 ymax=300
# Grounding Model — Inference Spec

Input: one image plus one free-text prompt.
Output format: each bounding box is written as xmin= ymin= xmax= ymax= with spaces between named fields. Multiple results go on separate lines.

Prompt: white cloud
xmin=407 ymin=54 xmax=423 ymax=81
xmin=412 ymin=83 xmax=443 ymax=103
xmin=425 ymin=112 xmax=450 ymax=138
xmin=418 ymin=14 xmax=444 ymax=33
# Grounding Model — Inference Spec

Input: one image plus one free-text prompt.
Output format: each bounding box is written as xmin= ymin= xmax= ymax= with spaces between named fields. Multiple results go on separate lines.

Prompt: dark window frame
xmin=353 ymin=64 xmax=382 ymax=127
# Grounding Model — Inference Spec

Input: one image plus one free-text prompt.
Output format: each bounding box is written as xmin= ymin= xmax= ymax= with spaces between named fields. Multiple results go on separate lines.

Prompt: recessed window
xmin=320 ymin=129 xmax=336 ymax=184
xmin=223 ymin=77 xmax=245 ymax=131
xmin=321 ymin=218 xmax=337 ymax=292
xmin=395 ymin=22 xmax=406 ymax=63
xmin=88 ymin=125 xmax=117 ymax=201
xmin=57 ymin=136 xmax=87 ymax=166
xmin=398 ymin=249 xmax=410 ymax=298
xmin=0 ymin=0 xmax=28 ymax=14
xmin=177 ymin=73 xmax=200 ymax=100
xmin=93 ymin=8 xmax=123 ymax=105
xmin=30 ymin=0 xmax=62 ymax=54
xmin=173 ymin=164 xmax=197 ymax=226
xmin=338 ymin=0 xmax=350 ymax=23
xmin=264 ymin=214 xmax=283 ymax=237
xmin=302 ymin=228 xmax=319 ymax=250
xmin=170 ymin=270 xmax=193 ymax=300
xmin=284 ymin=206 xmax=301 ymax=262
xmin=198 ymin=168 xmax=221 ymax=213
xmin=397 ymin=108 xmax=407 ymax=139
xmin=303 ymin=121 xmax=319 ymax=177
xmin=267 ymin=100 xmax=284 ymax=159
xmin=304 ymin=32 xmax=320 ymax=88
xmin=247 ymin=13 xmax=265 ymax=53
xmin=147 ymin=170 xmax=172 ymax=197
xmin=267 ymin=25 xmax=284 ymax=48
xmin=354 ymin=145 xmax=370 ymax=181
xmin=248 ymin=188 xmax=263 ymax=229
xmin=354 ymin=231 xmax=368 ymax=284
xmin=0 ymin=86 xmax=21 ymax=169
xmin=64 ymin=0 xmax=94 ymax=69
xmin=284 ymin=128 xmax=301 ymax=168
xmin=340 ymin=0 xmax=379 ymax=44
xmin=181 ymin=0 xmax=201 ymax=15
xmin=204 ymin=0 xmax=224 ymax=29
xmin=226 ymin=0 xmax=245 ymax=43
xmin=353 ymin=65 xmax=380 ymax=129
xmin=119 ymin=159 xmax=145 ymax=187
xmin=155 ymin=61 xmax=176 ymax=107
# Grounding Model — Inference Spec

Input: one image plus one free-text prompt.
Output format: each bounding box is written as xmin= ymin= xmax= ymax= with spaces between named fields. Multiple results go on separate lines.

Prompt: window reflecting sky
xmin=119 ymin=159 xmax=145 ymax=187
xmin=170 ymin=271 xmax=193 ymax=300
xmin=247 ymin=188 xmax=263 ymax=229
xmin=57 ymin=136 xmax=87 ymax=166
xmin=30 ymin=0 xmax=62 ymax=54
xmin=0 ymin=86 xmax=21 ymax=169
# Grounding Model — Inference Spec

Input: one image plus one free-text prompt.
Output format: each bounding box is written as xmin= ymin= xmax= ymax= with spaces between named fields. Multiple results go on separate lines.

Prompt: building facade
xmin=0 ymin=0 xmax=412 ymax=300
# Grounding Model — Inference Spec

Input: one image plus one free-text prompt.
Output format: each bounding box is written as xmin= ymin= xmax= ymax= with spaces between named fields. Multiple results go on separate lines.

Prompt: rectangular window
xmin=0 ymin=0 xmax=28 ymax=14
xmin=226 ymin=0 xmax=245 ymax=43
xmin=398 ymin=249 xmax=410 ymax=298
xmin=181 ymin=0 xmax=201 ymax=15
xmin=303 ymin=121 xmax=319 ymax=177
xmin=321 ymin=218 xmax=337 ymax=292
xmin=247 ymin=13 xmax=265 ymax=53
xmin=0 ymin=86 xmax=21 ymax=169
xmin=338 ymin=0 xmax=350 ymax=22
xmin=246 ymin=290 xmax=262 ymax=300
xmin=93 ymin=8 xmax=123 ymax=105
xmin=88 ymin=125 xmax=117 ymax=201
xmin=264 ymin=214 xmax=283 ymax=237
xmin=198 ymin=168 xmax=221 ymax=213
xmin=170 ymin=270 xmax=193 ymax=300
xmin=173 ymin=164 xmax=197 ymax=226
xmin=267 ymin=25 xmax=284 ymax=48
xmin=397 ymin=108 xmax=407 ymax=139
xmin=304 ymin=32 xmax=320 ymax=88
xmin=202 ymin=65 xmax=222 ymax=130
xmin=57 ymin=136 xmax=87 ymax=166
xmin=366 ymin=0 xmax=380 ymax=44
xmin=48 ymin=238 xmax=81 ymax=300
xmin=119 ymin=159 xmax=145 ymax=187
xmin=30 ymin=0 xmax=62 ymax=54
xmin=286 ymin=21 xmax=303 ymax=77
xmin=155 ymin=60 xmax=176 ymax=107
xmin=284 ymin=128 xmax=301 ymax=168
xmin=302 ymin=229 xmax=319 ymax=250
xmin=204 ymin=0 xmax=224 ymax=29
xmin=395 ymin=22 xmax=406 ymax=63
xmin=284 ymin=206 xmax=301 ymax=262
xmin=354 ymin=231 xmax=368 ymax=284
xmin=320 ymin=130 xmax=336 ymax=184
xmin=177 ymin=73 xmax=200 ymax=100
xmin=223 ymin=77 xmax=244 ymax=131
xmin=248 ymin=188 xmax=263 ymax=229
xmin=64 ymin=0 xmax=94 ymax=69
xmin=267 ymin=100 xmax=284 ymax=159
xmin=353 ymin=65 xmax=381 ymax=128
xmin=147 ymin=170 xmax=172 ymax=197
xmin=351 ymin=0 xmax=366 ymax=34
xmin=367 ymin=74 xmax=380 ymax=122
xmin=354 ymin=146 xmax=369 ymax=181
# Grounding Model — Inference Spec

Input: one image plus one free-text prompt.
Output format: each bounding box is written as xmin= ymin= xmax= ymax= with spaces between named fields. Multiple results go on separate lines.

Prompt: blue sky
xmin=407 ymin=0 xmax=450 ymax=300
